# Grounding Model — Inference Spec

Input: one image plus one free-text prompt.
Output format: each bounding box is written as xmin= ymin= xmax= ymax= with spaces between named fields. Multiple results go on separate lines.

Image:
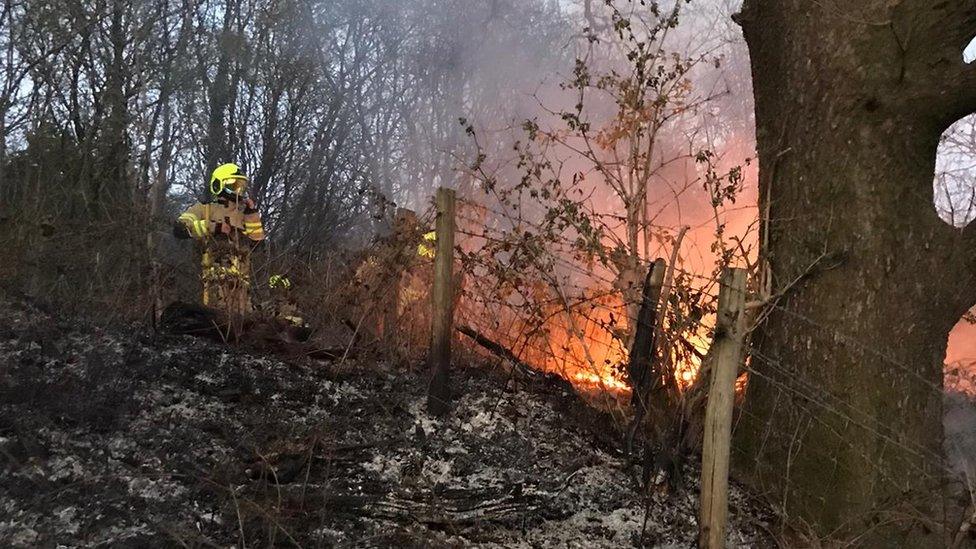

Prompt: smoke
xmin=455 ymin=0 xmax=759 ymax=233
xmin=437 ymin=0 xmax=976 ymax=371
xmin=945 ymin=390 xmax=976 ymax=492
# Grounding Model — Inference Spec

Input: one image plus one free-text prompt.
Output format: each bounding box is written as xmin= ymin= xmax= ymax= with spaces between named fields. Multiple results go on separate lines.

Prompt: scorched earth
xmin=0 ymin=297 xmax=774 ymax=547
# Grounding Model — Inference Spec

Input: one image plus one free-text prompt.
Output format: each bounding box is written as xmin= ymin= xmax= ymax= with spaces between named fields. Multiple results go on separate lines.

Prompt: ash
xmin=0 ymin=298 xmax=774 ymax=547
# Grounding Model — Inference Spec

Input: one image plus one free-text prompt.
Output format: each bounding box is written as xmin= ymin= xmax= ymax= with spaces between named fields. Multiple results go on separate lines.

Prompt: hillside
xmin=0 ymin=298 xmax=775 ymax=548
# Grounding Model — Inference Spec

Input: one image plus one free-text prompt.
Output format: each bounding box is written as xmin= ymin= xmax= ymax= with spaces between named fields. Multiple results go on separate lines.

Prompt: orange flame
xmin=515 ymin=287 xmax=713 ymax=395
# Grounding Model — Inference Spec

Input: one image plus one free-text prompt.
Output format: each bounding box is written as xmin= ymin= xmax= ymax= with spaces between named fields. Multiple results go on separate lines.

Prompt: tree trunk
xmin=733 ymin=1 xmax=976 ymax=545
xmin=205 ymin=0 xmax=238 ymax=169
xmin=93 ymin=0 xmax=130 ymax=216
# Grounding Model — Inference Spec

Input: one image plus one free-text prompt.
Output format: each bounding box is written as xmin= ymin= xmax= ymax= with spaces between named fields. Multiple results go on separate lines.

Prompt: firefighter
xmin=173 ymin=163 xmax=265 ymax=319
xmin=399 ymin=225 xmax=436 ymax=314
xmin=391 ymin=211 xmax=437 ymax=344
xmin=351 ymin=208 xmax=431 ymax=342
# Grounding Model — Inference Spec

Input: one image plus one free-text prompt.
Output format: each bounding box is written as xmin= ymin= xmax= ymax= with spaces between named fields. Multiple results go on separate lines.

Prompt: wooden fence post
xmin=699 ymin=267 xmax=749 ymax=549
xmin=625 ymin=258 xmax=667 ymax=454
xmin=627 ymin=258 xmax=668 ymax=402
xmin=427 ymin=187 xmax=456 ymax=416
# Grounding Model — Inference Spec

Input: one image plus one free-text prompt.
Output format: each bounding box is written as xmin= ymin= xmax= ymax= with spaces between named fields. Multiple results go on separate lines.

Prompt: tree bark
xmin=733 ymin=1 xmax=976 ymax=545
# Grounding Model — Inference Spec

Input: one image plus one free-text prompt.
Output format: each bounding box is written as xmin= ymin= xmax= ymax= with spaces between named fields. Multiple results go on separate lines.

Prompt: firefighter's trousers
xmin=201 ymin=251 xmax=253 ymax=319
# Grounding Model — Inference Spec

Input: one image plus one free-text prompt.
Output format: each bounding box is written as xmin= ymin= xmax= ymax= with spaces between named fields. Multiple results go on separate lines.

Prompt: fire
xmin=452 ymin=187 xmax=758 ymax=396
xmin=450 ymin=125 xmax=765 ymax=399
xmin=571 ymin=371 xmax=631 ymax=392
xmin=675 ymin=330 xmax=710 ymax=388
xmin=530 ymin=286 xmax=713 ymax=395
xmin=455 ymin=273 xmax=719 ymax=396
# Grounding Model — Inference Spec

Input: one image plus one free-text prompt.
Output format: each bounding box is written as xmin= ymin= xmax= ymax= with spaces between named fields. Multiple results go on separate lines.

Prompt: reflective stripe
xmin=243 ymin=209 xmax=263 ymax=236
xmin=243 ymin=221 xmax=264 ymax=236
xmin=192 ymin=219 xmax=209 ymax=237
xmin=201 ymin=251 xmax=211 ymax=305
xmin=269 ymin=274 xmax=290 ymax=289
xmin=202 ymin=257 xmax=248 ymax=281
xmin=418 ymin=231 xmax=437 ymax=258
xmin=180 ymin=213 xmax=207 ymax=238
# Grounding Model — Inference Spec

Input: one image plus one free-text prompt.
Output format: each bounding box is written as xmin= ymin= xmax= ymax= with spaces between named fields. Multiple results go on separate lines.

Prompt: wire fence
xmin=443 ymin=191 xmax=976 ymax=543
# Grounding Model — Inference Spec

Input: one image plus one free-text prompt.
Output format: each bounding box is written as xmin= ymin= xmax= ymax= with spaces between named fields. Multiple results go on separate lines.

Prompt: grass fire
xmin=1 ymin=0 xmax=975 ymax=548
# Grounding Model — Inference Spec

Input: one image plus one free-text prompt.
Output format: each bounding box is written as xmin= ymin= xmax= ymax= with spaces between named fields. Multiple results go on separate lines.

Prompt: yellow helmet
xmin=209 ymin=163 xmax=248 ymax=196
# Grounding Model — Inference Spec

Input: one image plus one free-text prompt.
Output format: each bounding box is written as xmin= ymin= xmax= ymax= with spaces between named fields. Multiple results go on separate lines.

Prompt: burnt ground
xmin=0 ymin=298 xmax=776 ymax=548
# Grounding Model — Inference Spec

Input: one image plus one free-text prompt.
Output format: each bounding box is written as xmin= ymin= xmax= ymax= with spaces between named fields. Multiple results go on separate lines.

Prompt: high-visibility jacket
xmin=177 ymin=197 xmax=265 ymax=243
xmin=177 ymin=196 xmax=264 ymax=314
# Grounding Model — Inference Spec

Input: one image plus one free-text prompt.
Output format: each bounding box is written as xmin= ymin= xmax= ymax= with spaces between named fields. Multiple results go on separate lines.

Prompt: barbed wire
xmin=741 ymin=347 xmax=951 ymax=471
xmin=456 ymin=203 xmax=959 ymax=412
xmin=763 ymin=303 xmax=947 ymax=396
xmin=730 ymin=402 xmax=951 ymax=502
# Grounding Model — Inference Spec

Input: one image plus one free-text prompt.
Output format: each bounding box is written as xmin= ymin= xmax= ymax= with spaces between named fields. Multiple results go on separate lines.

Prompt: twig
xmin=651 ymin=225 xmax=689 ymax=400
xmin=229 ymin=483 xmax=247 ymax=549
xmin=337 ymin=309 xmax=368 ymax=371
xmin=951 ymin=504 xmax=976 ymax=549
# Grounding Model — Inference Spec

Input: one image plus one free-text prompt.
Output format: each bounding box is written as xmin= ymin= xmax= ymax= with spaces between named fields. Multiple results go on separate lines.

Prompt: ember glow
xmin=560 ymin=320 xmax=711 ymax=395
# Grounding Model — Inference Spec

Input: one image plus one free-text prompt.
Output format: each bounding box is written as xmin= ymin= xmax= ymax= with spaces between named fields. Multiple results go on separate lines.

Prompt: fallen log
xmin=456 ymin=324 xmax=598 ymax=408
xmin=159 ymin=301 xmax=226 ymax=338
xmin=456 ymin=324 xmax=538 ymax=379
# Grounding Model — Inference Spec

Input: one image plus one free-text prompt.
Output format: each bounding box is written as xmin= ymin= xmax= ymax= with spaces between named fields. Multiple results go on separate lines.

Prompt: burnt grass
xmin=0 ymin=298 xmax=775 ymax=548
